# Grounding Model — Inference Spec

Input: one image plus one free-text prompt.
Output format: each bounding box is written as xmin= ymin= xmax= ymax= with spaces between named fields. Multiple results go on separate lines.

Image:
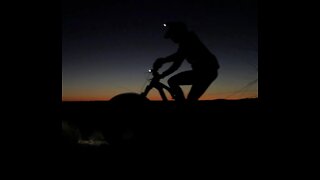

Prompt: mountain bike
xmin=110 ymin=66 xmax=174 ymax=102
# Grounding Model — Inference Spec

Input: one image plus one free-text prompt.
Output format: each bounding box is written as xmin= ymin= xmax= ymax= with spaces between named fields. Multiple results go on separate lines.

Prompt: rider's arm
xmin=154 ymin=46 xmax=186 ymax=67
xmin=160 ymin=57 xmax=184 ymax=78
xmin=159 ymin=47 xmax=185 ymax=78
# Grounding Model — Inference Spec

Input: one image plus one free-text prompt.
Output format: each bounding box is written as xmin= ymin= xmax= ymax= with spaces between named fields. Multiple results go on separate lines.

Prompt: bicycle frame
xmin=140 ymin=69 xmax=174 ymax=101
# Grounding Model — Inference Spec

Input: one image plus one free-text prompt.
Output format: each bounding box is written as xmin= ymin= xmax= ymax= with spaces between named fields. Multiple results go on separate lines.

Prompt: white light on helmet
xmin=163 ymin=24 xmax=167 ymax=27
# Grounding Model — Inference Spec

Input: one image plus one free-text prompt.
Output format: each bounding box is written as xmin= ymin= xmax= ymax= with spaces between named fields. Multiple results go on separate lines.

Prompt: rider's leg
xmin=168 ymin=71 xmax=194 ymax=102
xmin=168 ymin=81 xmax=185 ymax=102
xmin=187 ymin=71 xmax=218 ymax=102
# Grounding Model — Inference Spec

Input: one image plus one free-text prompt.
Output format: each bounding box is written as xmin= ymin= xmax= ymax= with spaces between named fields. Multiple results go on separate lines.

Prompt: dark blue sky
xmin=62 ymin=0 xmax=258 ymax=101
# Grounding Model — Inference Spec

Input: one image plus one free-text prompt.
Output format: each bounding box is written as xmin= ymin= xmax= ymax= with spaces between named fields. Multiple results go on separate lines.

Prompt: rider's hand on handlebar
xmin=151 ymin=70 xmax=164 ymax=79
xmin=152 ymin=70 xmax=160 ymax=78
xmin=153 ymin=58 xmax=166 ymax=70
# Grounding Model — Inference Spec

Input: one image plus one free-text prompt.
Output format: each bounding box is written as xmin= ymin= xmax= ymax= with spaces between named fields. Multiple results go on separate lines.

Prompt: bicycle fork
xmin=141 ymin=82 xmax=173 ymax=102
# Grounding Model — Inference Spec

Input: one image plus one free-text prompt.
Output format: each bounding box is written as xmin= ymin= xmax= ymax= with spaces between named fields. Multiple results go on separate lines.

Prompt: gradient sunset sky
xmin=62 ymin=0 xmax=258 ymax=101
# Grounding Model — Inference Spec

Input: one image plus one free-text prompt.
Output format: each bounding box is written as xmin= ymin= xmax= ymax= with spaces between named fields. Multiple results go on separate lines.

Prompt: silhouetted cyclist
xmin=153 ymin=22 xmax=219 ymax=104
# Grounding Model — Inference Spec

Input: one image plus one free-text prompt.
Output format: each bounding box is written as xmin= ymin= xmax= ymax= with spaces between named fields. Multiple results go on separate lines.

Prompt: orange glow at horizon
xmin=62 ymin=91 xmax=257 ymax=102
xmin=63 ymin=78 xmax=258 ymax=101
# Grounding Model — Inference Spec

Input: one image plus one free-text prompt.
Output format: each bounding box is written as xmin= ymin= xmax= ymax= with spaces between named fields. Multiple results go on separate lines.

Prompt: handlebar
xmin=148 ymin=68 xmax=161 ymax=79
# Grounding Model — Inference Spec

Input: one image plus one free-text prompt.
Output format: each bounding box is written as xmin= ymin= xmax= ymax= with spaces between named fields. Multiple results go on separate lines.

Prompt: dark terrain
xmin=62 ymin=98 xmax=265 ymax=159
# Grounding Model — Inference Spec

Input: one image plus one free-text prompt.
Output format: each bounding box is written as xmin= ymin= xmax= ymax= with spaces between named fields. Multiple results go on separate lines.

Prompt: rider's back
xmin=179 ymin=32 xmax=220 ymax=71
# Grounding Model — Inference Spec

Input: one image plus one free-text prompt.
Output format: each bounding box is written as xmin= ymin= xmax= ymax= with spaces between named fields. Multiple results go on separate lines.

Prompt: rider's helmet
xmin=163 ymin=22 xmax=188 ymax=39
